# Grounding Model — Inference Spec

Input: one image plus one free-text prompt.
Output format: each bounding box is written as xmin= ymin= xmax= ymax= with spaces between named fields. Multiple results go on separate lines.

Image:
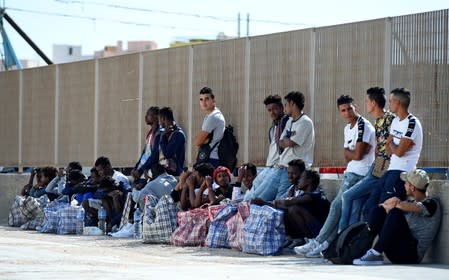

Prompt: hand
xmin=205 ymin=176 xmax=213 ymax=188
xmin=131 ymin=169 xmax=141 ymax=180
xmin=251 ymin=198 xmax=266 ymax=206
xmin=186 ymin=175 xmax=196 ymax=189
xmin=179 ymin=170 xmax=192 ymax=183
xmin=237 ymin=166 xmax=245 ymax=183
xmin=274 ymin=200 xmax=286 ymax=208
xmin=381 ymin=197 xmax=401 ymax=212
xmin=57 ymin=168 xmax=65 ymax=177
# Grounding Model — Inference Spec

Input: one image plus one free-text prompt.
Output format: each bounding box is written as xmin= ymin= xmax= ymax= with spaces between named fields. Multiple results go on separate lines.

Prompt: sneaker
xmin=353 ymin=249 xmax=384 ymax=265
xmin=305 ymin=241 xmax=329 ymax=258
xmin=294 ymin=239 xmax=318 ymax=255
xmin=111 ymin=223 xmax=133 ymax=238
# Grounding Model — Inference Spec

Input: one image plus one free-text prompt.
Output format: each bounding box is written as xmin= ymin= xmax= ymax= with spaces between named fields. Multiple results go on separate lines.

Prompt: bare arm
xmin=388 ymin=137 xmax=415 ymax=157
xmin=194 ymin=130 xmax=211 ymax=147
xmin=279 ymin=138 xmax=297 ymax=149
xmin=344 ymin=142 xmax=371 ymax=162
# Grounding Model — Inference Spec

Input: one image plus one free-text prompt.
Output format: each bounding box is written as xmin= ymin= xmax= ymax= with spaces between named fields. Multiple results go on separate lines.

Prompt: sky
xmin=1 ymin=0 xmax=448 ymax=65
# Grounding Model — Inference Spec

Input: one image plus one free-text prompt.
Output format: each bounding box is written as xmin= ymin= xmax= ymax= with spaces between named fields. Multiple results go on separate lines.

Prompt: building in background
xmin=53 ymin=44 xmax=93 ymax=64
xmin=94 ymin=40 xmax=157 ymax=58
xmin=0 ymin=58 xmax=39 ymax=71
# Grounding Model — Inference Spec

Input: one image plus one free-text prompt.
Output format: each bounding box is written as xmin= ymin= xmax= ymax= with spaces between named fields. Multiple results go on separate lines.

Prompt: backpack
xmin=217 ymin=125 xmax=239 ymax=171
xmin=322 ymin=222 xmax=375 ymax=264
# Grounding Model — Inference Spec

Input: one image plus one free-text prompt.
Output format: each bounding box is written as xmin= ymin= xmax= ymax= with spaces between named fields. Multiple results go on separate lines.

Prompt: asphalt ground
xmin=0 ymin=226 xmax=448 ymax=280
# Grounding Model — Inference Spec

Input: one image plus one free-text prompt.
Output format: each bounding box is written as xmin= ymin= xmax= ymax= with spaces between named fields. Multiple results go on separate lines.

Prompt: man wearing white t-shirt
xmin=245 ymin=91 xmax=315 ymax=201
xmin=295 ymin=95 xmax=376 ymax=258
xmin=364 ymin=88 xmax=423 ymax=215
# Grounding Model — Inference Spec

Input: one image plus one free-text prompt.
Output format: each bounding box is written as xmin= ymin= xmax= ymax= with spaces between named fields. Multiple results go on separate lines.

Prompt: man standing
xmin=131 ymin=107 xmax=162 ymax=180
xmin=339 ymin=87 xmax=395 ymax=232
xmin=264 ymin=95 xmax=289 ymax=167
xmin=363 ymin=88 xmax=423 ymax=218
xmin=295 ymin=95 xmax=376 ymax=258
xmin=246 ymin=91 xmax=315 ymax=201
xmin=194 ymin=87 xmax=226 ymax=168
xmin=159 ymin=107 xmax=186 ymax=176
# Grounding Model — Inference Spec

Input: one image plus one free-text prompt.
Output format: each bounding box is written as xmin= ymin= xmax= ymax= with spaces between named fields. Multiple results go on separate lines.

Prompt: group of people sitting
xmin=10 ymin=86 xmax=441 ymax=266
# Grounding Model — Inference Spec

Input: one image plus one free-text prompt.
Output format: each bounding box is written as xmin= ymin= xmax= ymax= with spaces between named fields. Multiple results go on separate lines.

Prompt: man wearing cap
xmin=353 ymin=169 xmax=441 ymax=265
xmin=205 ymin=166 xmax=233 ymax=205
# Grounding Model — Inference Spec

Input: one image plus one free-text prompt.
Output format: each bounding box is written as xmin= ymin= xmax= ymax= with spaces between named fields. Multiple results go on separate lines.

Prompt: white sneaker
xmin=353 ymin=249 xmax=384 ymax=265
xmin=111 ymin=223 xmax=133 ymax=238
xmin=294 ymin=239 xmax=318 ymax=255
xmin=305 ymin=241 xmax=329 ymax=258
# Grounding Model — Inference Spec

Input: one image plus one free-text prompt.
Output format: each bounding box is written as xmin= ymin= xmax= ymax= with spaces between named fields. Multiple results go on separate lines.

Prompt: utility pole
xmin=237 ymin=12 xmax=240 ymax=38
xmin=246 ymin=13 xmax=249 ymax=37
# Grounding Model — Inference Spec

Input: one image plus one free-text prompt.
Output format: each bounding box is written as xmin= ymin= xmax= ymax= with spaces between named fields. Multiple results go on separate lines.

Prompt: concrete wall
xmin=0 ymin=174 xmax=447 ymax=264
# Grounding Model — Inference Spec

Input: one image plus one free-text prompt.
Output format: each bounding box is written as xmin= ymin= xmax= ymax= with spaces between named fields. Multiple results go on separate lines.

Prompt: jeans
xmin=362 ymin=170 xmax=405 ymax=221
xmin=316 ymin=172 xmax=364 ymax=244
xmin=369 ymin=206 xmax=419 ymax=264
xmin=243 ymin=167 xmax=290 ymax=201
xmin=339 ymin=165 xmax=382 ymax=232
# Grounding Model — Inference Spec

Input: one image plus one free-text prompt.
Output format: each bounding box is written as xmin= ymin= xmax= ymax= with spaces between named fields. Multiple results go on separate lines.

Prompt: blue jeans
xmin=243 ymin=167 xmax=290 ymax=201
xmin=339 ymin=165 xmax=382 ymax=232
xmin=316 ymin=172 xmax=364 ymax=244
xmin=362 ymin=170 xmax=405 ymax=222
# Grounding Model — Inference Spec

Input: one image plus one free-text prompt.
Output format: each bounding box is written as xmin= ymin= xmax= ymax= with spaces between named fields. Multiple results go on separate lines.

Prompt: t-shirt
xmin=388 ymin=114 xmax=423 ymax=172
xmin=279 ymin=114 xmax=315 ymax=168
xmin=405 ymin=197 xmax=441 ymax=262
xmin=112 ymin=170 xmax=131 ymax=192
xmin=285 ymin=185 xmax=330 ymax=224
xmin=374 ymin=111 xmax=395 ymax=159
xmin=344 ymin=116 xmax=376 ymax=176
xmin=201 ymin=108 xmax=226 ymax=160
xmin=266 ymin=115 xmax=288 ymax=167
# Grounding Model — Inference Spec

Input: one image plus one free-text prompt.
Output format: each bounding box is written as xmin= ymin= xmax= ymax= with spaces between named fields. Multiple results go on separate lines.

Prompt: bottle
xmin=133 ymin=207 xmax=142 ymax=239
xmin=76 ymin=207 xmax=85 ymax=235
xmin=98 ymin=206 xmax=107 ymax=234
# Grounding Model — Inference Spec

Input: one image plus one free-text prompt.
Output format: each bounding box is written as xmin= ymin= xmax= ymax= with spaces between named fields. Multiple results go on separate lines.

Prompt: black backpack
xmin=322 ymin=222 xmax=375 ymax=264
xmin=217 ymin=125 xmax=239 ymax=172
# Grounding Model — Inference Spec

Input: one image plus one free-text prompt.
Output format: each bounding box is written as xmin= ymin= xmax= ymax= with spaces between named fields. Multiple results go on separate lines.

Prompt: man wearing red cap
xmin=205 ymin=166 xmax=233 ymax=205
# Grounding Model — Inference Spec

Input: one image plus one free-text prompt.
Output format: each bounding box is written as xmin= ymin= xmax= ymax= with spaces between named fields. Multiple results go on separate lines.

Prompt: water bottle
xmin=98 ymin=206 xmax=107 ymax=234
xmin=133 ymin=207 xmax=142 ymax=239
xmin=76 ymin=207 xmax=85 ymax=235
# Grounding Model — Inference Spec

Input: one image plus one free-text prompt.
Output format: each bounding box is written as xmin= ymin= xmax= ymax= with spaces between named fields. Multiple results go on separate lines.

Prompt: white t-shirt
xmin=279 ymin=114 xmax=315 ymax=168
xmin=344 ymin=116 xmax=376 ymax=176
xmin=113 ymin=170 xmax=131 ymax=190
xmin=266 ymin=122 xmax=284 ymax=166
xmin=388 ymin=114 xmax=423 ymax=172
xmin=201 ymin=108 xmax=226 ymax=159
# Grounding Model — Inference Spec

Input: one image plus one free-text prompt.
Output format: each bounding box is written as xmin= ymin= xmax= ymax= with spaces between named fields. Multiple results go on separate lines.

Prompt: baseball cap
xmin=400 ymin=169 xmax=429 ymax=190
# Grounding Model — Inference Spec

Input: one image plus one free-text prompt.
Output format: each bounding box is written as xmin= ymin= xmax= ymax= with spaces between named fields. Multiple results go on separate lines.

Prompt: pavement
xmin=0 ymin=225 xmax=448 ymax=280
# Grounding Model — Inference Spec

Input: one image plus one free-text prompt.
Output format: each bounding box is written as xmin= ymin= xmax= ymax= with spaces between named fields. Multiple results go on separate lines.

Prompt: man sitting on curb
xmin=353 ymin=169 xmax=441 ymax=265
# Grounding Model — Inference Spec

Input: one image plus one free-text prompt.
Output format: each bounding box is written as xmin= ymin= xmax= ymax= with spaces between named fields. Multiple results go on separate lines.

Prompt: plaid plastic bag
xmin=119 ymin=193 xmax=133 ymax=229
xmin=143 ymin=194 xmax=159 ymax=225
xmin=170 ymin=205 xmax=224 ymax=247
xmin=8 ymin=196 xmax=27 ymax=227
xmin=242 ymin=204 xmax=286 ymax=256
xmin=57 ymin=205 xmax=83 ymax=234
xmin=143 ymin=195 xmax=179 ymax=244
xmin=227 ymin=201 xmax=251 ymax=251
xmin=206 ymin=204 xmax=238 ymax=248
xmin=41 ymin=201 xmax=68 ymax=233
xmin=21 ymin=196 xmax=43 ymax=220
